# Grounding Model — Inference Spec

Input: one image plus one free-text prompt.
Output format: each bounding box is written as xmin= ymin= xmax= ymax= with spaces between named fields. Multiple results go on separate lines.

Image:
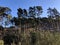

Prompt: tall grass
xmin=21 ymin=30 xmax=60 ymax=45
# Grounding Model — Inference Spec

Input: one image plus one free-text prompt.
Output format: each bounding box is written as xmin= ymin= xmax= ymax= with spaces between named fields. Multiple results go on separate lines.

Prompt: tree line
xmin=0 ymin=6 xmax=60 ymax=31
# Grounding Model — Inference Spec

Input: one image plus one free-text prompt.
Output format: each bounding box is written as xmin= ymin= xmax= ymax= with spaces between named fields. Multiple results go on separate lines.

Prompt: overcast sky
xmin=0 ymin=0 xmax=60 ymax=17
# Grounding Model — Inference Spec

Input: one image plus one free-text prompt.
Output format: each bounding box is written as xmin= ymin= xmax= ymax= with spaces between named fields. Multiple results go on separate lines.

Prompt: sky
xmin=0 ymin=0 xmax=60 ymax=17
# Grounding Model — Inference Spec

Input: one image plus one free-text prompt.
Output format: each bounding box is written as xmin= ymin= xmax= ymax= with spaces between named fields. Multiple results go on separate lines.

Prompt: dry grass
xmin=0 ymin=40 xmax=4 ymax=45
xmin=20 ymin=30 xmax=60 ymax=45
